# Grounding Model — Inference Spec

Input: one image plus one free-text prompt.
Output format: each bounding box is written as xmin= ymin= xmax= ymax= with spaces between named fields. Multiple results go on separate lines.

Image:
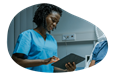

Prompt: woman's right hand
xmin=43 ymin=56 xmax=59 ymax=65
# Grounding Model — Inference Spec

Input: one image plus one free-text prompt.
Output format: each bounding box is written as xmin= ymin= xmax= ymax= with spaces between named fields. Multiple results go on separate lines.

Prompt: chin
xmin=47 ymin=30 xmax=51 ymax=34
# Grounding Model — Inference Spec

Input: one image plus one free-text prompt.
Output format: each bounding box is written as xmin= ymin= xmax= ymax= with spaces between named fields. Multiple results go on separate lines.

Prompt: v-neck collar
xmin=32 ymin=29 xmax=48 ymax=41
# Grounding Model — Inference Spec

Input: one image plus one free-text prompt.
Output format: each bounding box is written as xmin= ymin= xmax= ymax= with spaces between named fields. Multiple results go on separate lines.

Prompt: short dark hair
xmin=33 ymin=3 xmax=62 ymax=33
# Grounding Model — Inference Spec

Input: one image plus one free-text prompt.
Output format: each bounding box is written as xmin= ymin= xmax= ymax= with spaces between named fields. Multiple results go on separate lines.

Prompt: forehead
xmin=48 ymin=11 xmax=60 ymax=19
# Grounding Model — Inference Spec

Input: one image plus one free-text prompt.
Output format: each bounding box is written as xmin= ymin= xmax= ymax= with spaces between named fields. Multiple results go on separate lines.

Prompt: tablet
xmin=52 ymin=53 xmax=85 ymax=69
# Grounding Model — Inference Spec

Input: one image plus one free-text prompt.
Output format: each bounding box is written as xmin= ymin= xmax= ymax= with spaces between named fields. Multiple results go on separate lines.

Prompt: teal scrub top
xmin=13 ymin=29 xmax=57 ymax=73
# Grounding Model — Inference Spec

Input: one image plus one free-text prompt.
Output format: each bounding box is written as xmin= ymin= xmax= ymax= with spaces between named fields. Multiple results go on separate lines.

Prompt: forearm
xmin=12 ymin=55 xmax=45 ymax=68
xmin=89 ymin=60 xmax=95 ymax=68
xmin=54 ymin=67 xmax=67 ymax=72
xmin=17 ymin=59 xmax=45 ymax=68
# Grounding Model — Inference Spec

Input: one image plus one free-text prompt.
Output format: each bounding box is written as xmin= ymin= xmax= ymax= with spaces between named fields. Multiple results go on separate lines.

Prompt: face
xmin=46 ymin=11 xmax=61 ymax=31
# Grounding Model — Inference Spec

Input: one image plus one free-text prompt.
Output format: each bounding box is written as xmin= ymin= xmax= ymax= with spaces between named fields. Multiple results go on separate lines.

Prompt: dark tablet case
xmin=52 ymin=53 xmax=85 ymax=69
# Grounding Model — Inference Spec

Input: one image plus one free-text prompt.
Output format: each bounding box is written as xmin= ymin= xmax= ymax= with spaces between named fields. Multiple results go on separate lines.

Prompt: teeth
xmin=50 ymin=26 xmax=52 ymax=30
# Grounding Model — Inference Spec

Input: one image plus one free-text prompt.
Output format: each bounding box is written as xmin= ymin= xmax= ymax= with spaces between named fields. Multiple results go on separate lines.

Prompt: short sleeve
xmin=12 ymin=31 xmax=31 ymax=57
xmin=92 ymin=41 xmax=107 ymax=60
xmin=92 ymin=44 xmax=99 ymax=60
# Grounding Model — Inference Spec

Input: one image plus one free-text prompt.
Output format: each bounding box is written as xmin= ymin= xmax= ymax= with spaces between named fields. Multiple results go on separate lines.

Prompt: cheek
xmin=46 ymin=20 xmax=50 ymax=30
xmin=46 ymin=19 xmax=52 ymax=26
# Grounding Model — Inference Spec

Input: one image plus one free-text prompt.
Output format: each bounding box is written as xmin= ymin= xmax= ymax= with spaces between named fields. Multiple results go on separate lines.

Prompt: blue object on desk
xmin=95 ymin=40 xmax=115 ymax=67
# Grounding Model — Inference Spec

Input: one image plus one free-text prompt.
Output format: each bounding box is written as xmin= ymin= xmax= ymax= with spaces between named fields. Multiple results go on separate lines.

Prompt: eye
xmin=52 ymin=19 xmax=55 ymax=22
xmin=51 ymin=18 xmax=58 ymax=24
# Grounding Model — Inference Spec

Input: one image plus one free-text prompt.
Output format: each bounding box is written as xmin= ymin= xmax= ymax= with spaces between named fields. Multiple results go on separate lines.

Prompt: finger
xmin=57 ymin=58 xmax=60 ymax=60
xmin=65 ymin=63 xmax=73 ymax=71
xmin=52 ymin=56 xmax=55 ymax=59
xmin=68 ymin=62 xmax=73 ymax=68
xmin=50 ymin=57 xmax=59 ymax=62
xmin=55 ymin=57 xmax=59 ymax=60
xmin=68 ymin=62 xmax=75 ymax=70
xmin=52 ymin=56 xmax=59 ymax=60
xmin=52 ymin=56 xmax=57 ymax=59
xmin=50 ymin=59 xmax=58 ymax=63
xmin=56 ymin=57 xmax=60 ymax=60
xmin=73 ymin=62 xmax=76 ymax=68
xmin=50 ymin=58 xmax=54 ymax=62
xmin=51 ymin=56 xmax=56 ymax=60
xmin=65 ymin=64 xmax=69 ymax=69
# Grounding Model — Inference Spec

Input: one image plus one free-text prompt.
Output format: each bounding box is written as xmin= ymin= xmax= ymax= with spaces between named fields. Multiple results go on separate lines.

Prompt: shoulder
xmin=19 ymin=30 xmax=33 ymax=40
xmin=96 ymin=40 xmax=108 ymax=48
xmin=95 ymin=42 xmax=101 ymax=48
xmin=21 ymin=29 xmax=32 ymax=35
xmin=20 ymin=29 xmax=34 ymax=36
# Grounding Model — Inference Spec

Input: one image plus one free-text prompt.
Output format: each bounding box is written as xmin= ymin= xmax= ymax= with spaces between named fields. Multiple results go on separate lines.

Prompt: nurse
xmin=12 ymin=3 xmax=76 ymax=73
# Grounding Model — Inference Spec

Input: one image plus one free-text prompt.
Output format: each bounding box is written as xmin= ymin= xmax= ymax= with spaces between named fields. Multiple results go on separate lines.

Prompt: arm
xmin=12 ymin=53 xmax=59 ymax=68
xmin=12 ymin=54 xmax=44 ymax=68
xmin=89 ymin=60 xmax=95 ymax=67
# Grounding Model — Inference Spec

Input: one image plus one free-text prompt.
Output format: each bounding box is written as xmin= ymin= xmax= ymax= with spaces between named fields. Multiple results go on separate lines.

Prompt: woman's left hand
xmin=65 ymin=62 xmax=76 ymax=72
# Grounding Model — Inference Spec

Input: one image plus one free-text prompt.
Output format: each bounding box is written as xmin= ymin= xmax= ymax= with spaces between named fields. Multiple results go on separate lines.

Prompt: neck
xmin=34 ymin=26 xmax=46 ymax=37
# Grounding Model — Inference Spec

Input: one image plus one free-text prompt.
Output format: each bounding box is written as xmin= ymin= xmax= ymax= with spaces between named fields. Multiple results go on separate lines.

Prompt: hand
xmin=65 ymin=62 xmax=76 ymax=72
xmin=44 ymin=56 xmax=59 ymax=65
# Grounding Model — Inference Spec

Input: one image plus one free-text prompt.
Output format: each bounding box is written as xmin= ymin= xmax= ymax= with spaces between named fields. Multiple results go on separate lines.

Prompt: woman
xmin=12 ymin=3 xmax=76 ymax=73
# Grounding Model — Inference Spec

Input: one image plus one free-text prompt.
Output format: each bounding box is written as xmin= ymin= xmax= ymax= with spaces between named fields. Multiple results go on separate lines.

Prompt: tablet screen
xmin=52 ymin=53 xmax=85 ymax=69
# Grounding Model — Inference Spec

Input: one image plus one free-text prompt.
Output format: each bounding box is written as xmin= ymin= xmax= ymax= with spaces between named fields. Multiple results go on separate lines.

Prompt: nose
xmin=53 ymin=22 xmax=57 ymax=27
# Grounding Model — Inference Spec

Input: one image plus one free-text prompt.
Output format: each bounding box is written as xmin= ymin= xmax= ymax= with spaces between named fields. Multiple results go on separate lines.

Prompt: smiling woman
xmin=46 ymin=11 xmax=60 ymax=31
xmin=33 ymin=4 xmax=62 ymax=34
xmin=11 ymin=3 xmax=76 ymax=73
xmin=11 ymin=3 xmax=62 ymax=73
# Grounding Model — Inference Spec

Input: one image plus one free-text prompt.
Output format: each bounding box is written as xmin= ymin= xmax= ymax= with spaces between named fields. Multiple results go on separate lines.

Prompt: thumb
xmin=57 ymin=58 xmax=60 ymax=60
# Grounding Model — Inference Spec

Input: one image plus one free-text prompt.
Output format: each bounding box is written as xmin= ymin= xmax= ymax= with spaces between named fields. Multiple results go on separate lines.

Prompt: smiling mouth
xmin=50 ymin=26 xmax=54 ymax=30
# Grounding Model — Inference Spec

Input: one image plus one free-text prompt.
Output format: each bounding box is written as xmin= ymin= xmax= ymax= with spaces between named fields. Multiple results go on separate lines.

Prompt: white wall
xmin=20 ymin=8 xmax=27 ymax=32
xmin=74 ymin=14 xmax=115 ymax=22
xmin=26 ymin=6 xmax=34 ymax=29
xmin=63 ymin=6 xmax=115 ymax=15
xmin=7 ymin=5 xmax=38 ymax=56
xmin=52 ymin=8 xmax=115 ymax=67
xmin=63 ymin=6 xmax=115 ymax=38
xmin=51 ymin=10 xmax=97 ymax=42
xmin=14 ymin=12 xmax=21 ymax=45
xmin=75 ymin=14 xmax=115 ymax=39
xmin=14 ymin=5 xmax=38 ymax=45
xmin=7 ymin=19 xmax=14 ymax=56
